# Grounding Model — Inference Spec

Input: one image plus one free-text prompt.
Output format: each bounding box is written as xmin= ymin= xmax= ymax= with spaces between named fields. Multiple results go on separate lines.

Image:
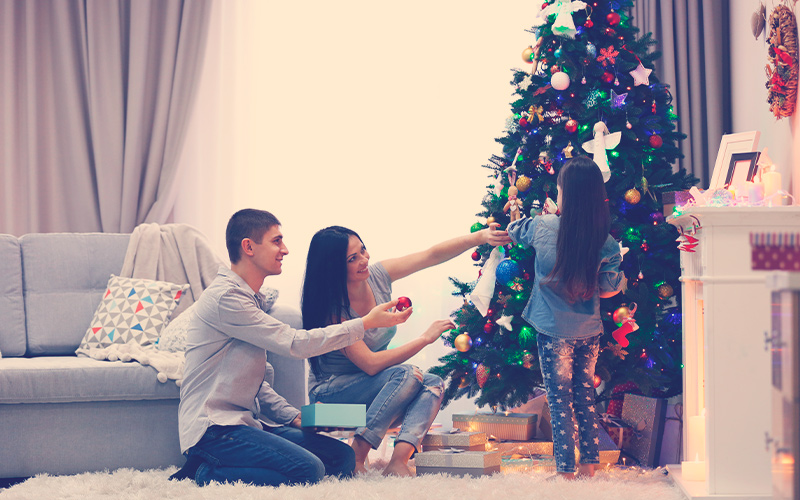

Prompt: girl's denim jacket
xmin=507 ymin=215 xmax=624 ymax=339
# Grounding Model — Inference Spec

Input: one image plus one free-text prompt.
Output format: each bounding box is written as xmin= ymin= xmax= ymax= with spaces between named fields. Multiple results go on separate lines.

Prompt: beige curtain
xmin=0 ymin=0 xmax=211 ymax=235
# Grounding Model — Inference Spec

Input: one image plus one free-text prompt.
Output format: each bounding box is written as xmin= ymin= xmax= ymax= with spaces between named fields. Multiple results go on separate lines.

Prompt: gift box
xmin=596 ymin=425 xmax=621 ymax=465
xmin=621 ymin=394 xmax=667 ymax=467
xmin=599 ymin=414 xmax=633 ymax=450
xmin=661 ymin=190 xmax=694 ymax=217
xmin=300 ymin=403 xmax=366 ymax=429
xmin=415 ymin=449 xmax=502 ymax=477
xmin=750 ymin=232 xmax=800 ymax=271
xmin=509 ymin=388 xmax=552 ymax=440
xmin=486 ymin=439 xmax=554 ymax=457
xmin=422 ymin=431 xmax=487 ymax=451
xmin=452 ymin=412 xmax=537 ymax=441
xmin=657 ymin=402 xmax=683 ymax=466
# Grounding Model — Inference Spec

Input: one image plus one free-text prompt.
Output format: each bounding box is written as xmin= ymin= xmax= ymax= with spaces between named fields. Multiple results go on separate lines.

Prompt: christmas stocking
xmin=612 ymin=317 xmax=639 ymax=348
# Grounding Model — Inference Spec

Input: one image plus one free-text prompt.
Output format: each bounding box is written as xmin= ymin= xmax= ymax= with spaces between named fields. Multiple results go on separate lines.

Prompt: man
xmin=170 ymin=209 xmax=411 ymax=486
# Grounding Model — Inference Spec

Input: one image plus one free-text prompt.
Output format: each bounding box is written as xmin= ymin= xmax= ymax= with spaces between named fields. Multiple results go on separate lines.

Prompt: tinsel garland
xmin=766 ymin=4 xmax=798 ymax=119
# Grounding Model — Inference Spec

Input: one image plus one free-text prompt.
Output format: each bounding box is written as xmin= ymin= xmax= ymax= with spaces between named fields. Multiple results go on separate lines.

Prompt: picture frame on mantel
xmin=725 ymin=151 xmax=761 ymax=191
xmin=708 ymin=131 xmax=760 ymax=191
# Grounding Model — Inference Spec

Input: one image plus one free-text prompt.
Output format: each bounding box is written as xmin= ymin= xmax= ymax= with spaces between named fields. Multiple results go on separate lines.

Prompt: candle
xmin=681 ymin=458 xmax=706 ymax=481
xmin=748 ymin=181 xmax=765 ymax=204
xmin=727 ymin=185 xmax=737 ymax=199
xmin=763 ymin=169 xmax=782 ymax=206
xmin=687 ymin=413 xmax=706 ymax=461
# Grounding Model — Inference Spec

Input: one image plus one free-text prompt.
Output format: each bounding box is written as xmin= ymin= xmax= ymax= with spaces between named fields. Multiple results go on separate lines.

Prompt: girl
xmin=507 ymin=156 xmax=624 ymax=480
xmin=301 ymin=225 xmax=510 ymax=476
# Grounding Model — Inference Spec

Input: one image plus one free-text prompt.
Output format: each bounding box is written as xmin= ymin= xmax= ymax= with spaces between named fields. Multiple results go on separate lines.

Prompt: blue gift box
xmin=300 ymin=403 xmax=366 ymax=428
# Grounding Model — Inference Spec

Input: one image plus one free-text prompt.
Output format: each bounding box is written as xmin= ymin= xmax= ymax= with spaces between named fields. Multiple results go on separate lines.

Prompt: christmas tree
xmin=430 ymin=0 xmax=698 ymax=412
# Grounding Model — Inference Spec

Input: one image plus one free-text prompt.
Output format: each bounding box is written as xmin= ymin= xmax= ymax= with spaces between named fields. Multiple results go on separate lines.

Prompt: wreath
xmin=766 ymin=4 xmax=799 ymax=119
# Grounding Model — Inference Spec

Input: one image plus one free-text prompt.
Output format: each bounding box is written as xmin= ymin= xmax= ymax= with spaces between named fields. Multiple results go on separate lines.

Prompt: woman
xmin=301 ymin=224 xmax=510 ymax=476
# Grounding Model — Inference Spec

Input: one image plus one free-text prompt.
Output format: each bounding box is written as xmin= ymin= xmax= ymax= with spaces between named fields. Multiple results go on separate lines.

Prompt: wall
xmin=730 ymin=0 xmax=796 ymax=195
xmin=173 ymin=0 xmax=800 ymax=427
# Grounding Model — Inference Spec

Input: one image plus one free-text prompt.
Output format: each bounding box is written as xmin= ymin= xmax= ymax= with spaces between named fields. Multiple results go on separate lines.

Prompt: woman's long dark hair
xmin=547 ymin=156 xmax=611 ymax=302
xmin=301 ymin=226 xmax=363 ymax=377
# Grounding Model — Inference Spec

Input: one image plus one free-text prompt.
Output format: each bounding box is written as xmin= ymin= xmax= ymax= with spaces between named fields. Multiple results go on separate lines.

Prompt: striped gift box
xmin=422 ymin=431 xmax=487 ymax=451
xmin=750 ymin=233 xmax=800 ymax=271
xmin=452 ymin=413 xmax=537 ymax=441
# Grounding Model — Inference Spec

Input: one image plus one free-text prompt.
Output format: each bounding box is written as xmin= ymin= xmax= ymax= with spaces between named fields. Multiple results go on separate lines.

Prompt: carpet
xmin=0 ymin=463 xmax=684 ymax=500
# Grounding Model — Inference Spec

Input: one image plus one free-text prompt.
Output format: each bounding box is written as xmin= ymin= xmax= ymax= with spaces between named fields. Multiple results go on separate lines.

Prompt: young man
xmin=171 ymin=209 xmax=412 ymax=486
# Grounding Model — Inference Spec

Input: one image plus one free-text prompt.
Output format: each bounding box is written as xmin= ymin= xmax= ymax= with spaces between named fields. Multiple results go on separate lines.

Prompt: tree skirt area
xmin=0 ymin=461 xmax=684 ymax=500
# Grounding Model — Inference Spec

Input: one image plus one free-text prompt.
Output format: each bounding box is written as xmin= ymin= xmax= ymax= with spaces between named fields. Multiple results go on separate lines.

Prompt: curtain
xmin=0 ymin=0 xmax=211 ymax=235
xmin=631 ymin=0 xmax=732 ymax=187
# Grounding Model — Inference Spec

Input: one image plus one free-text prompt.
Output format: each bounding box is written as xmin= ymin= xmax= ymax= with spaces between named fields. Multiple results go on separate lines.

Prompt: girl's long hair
xmin=547 ymin=156 xmax=611 ymax=302
xmin=301 ymin=226 xmax=362 ymax=377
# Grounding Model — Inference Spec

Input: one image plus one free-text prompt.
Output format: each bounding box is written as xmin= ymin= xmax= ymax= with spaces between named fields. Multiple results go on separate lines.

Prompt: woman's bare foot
xmin=351 ymin=435 xmax=372 ymax=475
xmin=577 ymin=464 xmax=595 ymax=478
xmin=382 ymin=461 xmax=414 ymax=477
xmin=382 ymin=441 xmax=416 ymax=477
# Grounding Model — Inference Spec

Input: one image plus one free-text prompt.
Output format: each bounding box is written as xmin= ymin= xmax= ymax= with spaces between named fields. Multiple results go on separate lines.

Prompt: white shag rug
xmin=0 ymin=463 xmax=684 ymax=500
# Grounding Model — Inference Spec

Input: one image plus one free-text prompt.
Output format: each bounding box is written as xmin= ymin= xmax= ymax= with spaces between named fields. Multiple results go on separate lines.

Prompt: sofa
xmin=0 ymin=232 xmax=307 ymax=479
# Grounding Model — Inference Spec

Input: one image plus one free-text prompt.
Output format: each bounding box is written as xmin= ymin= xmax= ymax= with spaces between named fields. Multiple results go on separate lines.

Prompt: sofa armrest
xmin=266 ymin=303 xmax=308 ymax=409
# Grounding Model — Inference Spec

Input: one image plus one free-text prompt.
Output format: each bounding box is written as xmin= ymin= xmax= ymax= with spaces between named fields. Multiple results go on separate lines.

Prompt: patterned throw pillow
xmin=77 ymin=275 xmax=188 ymax=352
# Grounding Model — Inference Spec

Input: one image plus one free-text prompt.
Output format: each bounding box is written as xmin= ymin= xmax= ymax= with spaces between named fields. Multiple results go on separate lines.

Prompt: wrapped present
xmin=300 ymin=403 xmax=366 ymax=429
xmin=599 ymin=414 xmax=633 ymax=450
xmin=657 ymin=402 xmax=683 ymax=466
xmin=422 ymin=431 xmax=487 ymax=451
xmin=661 ymin=190 xmax=694 ymax=217
xmin=509 ymin=388 xmax=552 ymax=440
xmin=415 ymin=449 xmax=501 ymax=477
xmin=750 ymin=232 xmax=800 ymax=270
xmin=596 ymin=425 xmax=621 ymax=465
xmin=621 ymin=394 xmax=667 ymax=467
xmin=452 ymin=412 xmax=537 ymax=441
xmin=486 ymin=439 xmax=554 ymax=457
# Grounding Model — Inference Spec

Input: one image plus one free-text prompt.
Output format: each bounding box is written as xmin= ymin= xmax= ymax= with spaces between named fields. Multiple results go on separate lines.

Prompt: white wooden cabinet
xmin=765 ymin=272 xmax=800 ymax=500
xmin=665 ymin=207 xmax=800 ymax=500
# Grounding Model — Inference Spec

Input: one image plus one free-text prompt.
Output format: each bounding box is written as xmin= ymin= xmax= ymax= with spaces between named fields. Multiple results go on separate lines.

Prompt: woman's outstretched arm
xmin=341 ymin=319 xmax=454 ymax=376
xmin=381 ymin=224 xmax=511 ymax=282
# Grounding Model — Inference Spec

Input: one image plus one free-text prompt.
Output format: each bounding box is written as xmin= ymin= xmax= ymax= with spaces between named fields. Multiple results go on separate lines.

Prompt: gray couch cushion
xmin=0 ymin=235 xmax=25 ymax=357
xmin=20 ymin=233 xmax=129 ymax=355
xmin=0 ymin=356 xmax=180 ymax=403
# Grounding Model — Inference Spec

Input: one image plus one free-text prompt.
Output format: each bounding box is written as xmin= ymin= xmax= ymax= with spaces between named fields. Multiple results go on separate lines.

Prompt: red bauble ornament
xmin=649 ymin=134 xmax=663 ymax=148
xmin=593 ymin=374 xmax=602 ymax=388
xmin=396 ymin=296 xmax=412 ymax=311
xmin=519 ymin=118 xmax=529 ymax=127
xmin=471 ymin=251 xmax=480 ymax=261
xmin=604 ymin=27 xmax=616 ymax=37
xmin=584 ymin=19 xmax=594 ymax=28
xmin=565 ymin=118 xmax=578 ymax=133
xmin=484 ymin=321 xmax=493 ymax=333
xmin=606 ymin=12 xmax=621 ymax=26
xmin=523 ymin=272 xmax=531 ymax=281
xmin=601 ymin=71 xmax=615 ymax=84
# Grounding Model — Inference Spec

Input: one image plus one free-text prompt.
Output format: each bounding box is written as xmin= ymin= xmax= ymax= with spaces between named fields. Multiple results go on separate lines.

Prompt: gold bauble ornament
xmin=624 ymin=188 xmax=642 ymax=204
xmin=454 ymin=333 xmax=473 ymax=352
xmin=657 ymin=283 xmax=674 ymax=299
xmin=515 ymin=175 xmax=532 ymax=193
xmin=612 ymin=306 xmax=631 ymax=326
xmin=522 ymin=46 xmax=535 ymax=63
xmin=487 ymin=216 xmax=496 ymax=225
xmin=458 ymin=377 xmax=470 ymax=388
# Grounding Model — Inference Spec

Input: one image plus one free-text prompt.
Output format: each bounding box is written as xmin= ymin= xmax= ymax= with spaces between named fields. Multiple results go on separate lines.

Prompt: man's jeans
xmin=310 ymin=364 xmax=444 ymax=451
xmin=537 ymin=333 xmax=601 ymax=474
xmin=186 ymin=424 xmax=355 ymax=486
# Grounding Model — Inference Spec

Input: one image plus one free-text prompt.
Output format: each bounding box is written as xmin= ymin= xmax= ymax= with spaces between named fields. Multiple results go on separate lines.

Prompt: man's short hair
xmin=226 ymin=209 xmax=281 ymax=263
